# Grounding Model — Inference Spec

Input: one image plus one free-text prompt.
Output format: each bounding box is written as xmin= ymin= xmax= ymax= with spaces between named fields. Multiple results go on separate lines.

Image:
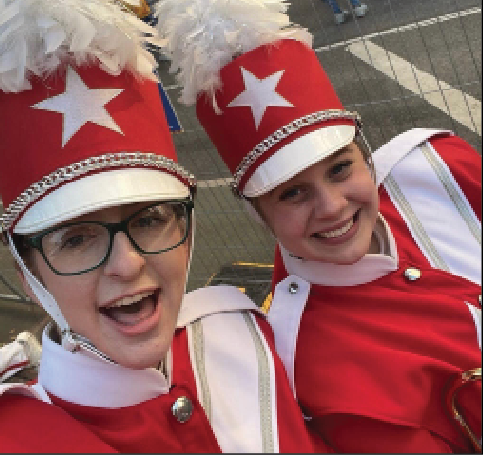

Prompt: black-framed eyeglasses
xmin=25 ymin=199 xmax=194 ymax=276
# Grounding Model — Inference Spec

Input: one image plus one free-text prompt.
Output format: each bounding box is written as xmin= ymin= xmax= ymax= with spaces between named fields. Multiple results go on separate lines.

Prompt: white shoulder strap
xmin=177 ymin=285 xmax=261 ymax=327
xmin=373 ymin=128 xmax=451 ymax=185
xmin=186 ymin=308 xmax=279 ymax=453
xmin=380 ymin=136 xmax=481 ymax=285
xmin=266 ymin=275 xmax=310 ymax=397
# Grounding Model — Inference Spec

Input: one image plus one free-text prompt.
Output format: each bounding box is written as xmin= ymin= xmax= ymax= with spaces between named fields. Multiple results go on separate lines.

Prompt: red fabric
xmin=308 ymin=414 xmax=457 ymax=453
xmin=196 ymin=39 xmax=354 ymax=190
xmin=271 ymin=134 xmax=482 ymax=453
xmin=253 ymin=313 xmax=333 ymax=453
xmin=0 ymin=394 xmax=117 ymax=453
xmin=428 ymin=134 xmax=482 ymax=221
xmin=49 ymin=386 xmax=221 ymax=453
xmin=0 ymin=330 xmax=221 ymax=453
xmin=47 ymin=329 xmax=221 ymax=454
xmin=0 ymin=65 xmax=177 ymax=209
xmin=0 ymin=322 xmax=324 ymax=453
xmin=294 ymin=262 xmax=481 ymax=453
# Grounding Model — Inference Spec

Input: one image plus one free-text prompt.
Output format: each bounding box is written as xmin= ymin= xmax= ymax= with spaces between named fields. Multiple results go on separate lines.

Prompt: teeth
xmin=319 ymin=219 xmax=354 ymax=238
xmin=105 ymin=291 xmax=152 ymax=309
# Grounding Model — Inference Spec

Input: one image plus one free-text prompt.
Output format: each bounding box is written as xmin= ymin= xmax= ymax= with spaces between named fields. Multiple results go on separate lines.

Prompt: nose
xmin=103 ymin=232 xmax=146 ymax=279
xmin=312 ymin=182 xmax=347 ymax=220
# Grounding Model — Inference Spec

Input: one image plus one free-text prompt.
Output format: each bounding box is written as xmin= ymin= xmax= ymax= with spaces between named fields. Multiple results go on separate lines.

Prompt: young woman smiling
xmin=156 ymin=0 xmax=482 ymax=451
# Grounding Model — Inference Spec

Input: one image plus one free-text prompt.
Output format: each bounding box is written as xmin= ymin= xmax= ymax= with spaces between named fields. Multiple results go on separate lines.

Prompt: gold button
xmin=404 ymin=267 xmax=421 ymax=281
xmin=172 ymin=396 xmax=193 ymax=423
xmin=288 ymin=282 xmax=299 ymax=294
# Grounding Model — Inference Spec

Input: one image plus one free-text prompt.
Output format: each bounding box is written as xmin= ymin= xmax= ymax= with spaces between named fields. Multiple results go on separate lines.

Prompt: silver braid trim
xmin=234 ymin=109 xmax=362 ymax=188
xmin=61 ymin=327 xmax=117 ymax=365
xmin=1 ymin=152 xmax=197 ymax=233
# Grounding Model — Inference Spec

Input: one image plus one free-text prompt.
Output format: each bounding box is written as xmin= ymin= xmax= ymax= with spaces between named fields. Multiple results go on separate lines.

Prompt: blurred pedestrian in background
xmin=325 ymin=0 xmax=368 ymax=24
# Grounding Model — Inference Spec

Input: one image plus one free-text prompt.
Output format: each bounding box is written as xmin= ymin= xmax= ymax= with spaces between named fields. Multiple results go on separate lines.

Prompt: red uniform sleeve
xmin=311 ymin=414 xmax=458 ymax=453
xmin=0 ymin=394 xmax=117 ymax=453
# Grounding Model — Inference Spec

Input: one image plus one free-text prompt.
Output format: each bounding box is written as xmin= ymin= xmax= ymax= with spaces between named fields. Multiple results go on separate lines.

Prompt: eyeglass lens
xmin=40 ymin=202 xmax=189 ymax=274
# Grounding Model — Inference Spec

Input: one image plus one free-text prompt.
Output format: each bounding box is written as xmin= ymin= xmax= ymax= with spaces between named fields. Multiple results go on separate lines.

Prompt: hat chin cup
xmin=242 ymin=124 xmax=355 ymax=197
xmin=14 ymin=168 xmax=190 ymax=234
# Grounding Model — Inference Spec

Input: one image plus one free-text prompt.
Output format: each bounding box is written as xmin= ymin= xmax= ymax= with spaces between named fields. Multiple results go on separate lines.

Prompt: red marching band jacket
xmin=268 ymin=129 xmax=482 ymax=453
xmin=0 ymin=286 xmax=326 ymax=453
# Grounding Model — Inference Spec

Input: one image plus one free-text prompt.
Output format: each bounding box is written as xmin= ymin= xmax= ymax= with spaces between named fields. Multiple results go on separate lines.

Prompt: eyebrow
xmin=331 ymin=146 xmax=354 ymax=160
xmin=267 ymin=145 xmax=355 ymax=197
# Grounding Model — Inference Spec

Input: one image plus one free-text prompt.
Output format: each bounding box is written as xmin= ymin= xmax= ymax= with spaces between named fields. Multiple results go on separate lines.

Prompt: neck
xmin=368 ymin=231 xmax=381 ymax=254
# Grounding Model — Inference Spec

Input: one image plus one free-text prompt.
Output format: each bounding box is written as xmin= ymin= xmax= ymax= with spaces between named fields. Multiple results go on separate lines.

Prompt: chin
xmin=102 ymin=339 xmax=168 ymax=370
xmin=336 ymin=243 xmax=372 ymax=265
xmin=114 ymin=352 xmax=162 ymax=370
xmin=333 ymin=254 xmax=365 ymax=265
xmin=311 ymin=243 xmax=370 ymax=265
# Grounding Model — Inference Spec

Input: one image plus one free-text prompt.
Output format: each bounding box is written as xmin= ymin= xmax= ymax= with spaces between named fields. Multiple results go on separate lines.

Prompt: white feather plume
xmin=0 ymin=0 xmax=160 ymax=93
xmin=156 ymin=0 xmax=312 ymax=109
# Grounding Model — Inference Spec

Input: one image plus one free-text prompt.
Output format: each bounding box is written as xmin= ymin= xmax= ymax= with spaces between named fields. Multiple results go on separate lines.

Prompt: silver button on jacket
xmin=172 ymin=396 xmax=193 ymax=423
xmin=404 ymin=267 xmax=421 ymax=281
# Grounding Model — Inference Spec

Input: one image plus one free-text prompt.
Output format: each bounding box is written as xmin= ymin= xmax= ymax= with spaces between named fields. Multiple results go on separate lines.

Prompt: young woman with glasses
xmin=0 ymin=1 xmax=324 ymax=452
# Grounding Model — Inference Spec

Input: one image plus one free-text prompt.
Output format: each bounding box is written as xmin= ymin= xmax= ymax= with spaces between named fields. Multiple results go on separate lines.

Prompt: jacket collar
xmin=39 ymin=324 xmax=170 ymax=408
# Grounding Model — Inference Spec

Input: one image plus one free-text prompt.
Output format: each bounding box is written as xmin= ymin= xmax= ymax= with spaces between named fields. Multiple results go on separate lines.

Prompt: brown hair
xmin=354 ymin=130 xmax=376 ymax=183
xmin=11 ymin=233 xmax=38 ymax=274
xmin=12 ymin=233 xmax=30 ymax=259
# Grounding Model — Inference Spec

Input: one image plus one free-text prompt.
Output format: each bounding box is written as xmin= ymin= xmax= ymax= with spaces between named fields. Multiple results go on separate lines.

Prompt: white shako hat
xmin=156 ymin=0 xmax=364 ymax=198
xmin=0 ymin=0 xmax=196 ymax=352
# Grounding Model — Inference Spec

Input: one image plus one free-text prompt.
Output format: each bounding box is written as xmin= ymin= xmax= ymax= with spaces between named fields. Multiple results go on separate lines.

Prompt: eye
xmin=132 ymin=206 xmax=173 ymax=229
xmin=133 ymin=214 xmax=167 ymax=228
xmin=56 ymin=226 xmax=99 ymax=250
xmin=63 ymin=234 xmax=88 ymax=249
xmin=279 ymin=186 xmax=303 ymax=201
xmin=329 ymin=160 xmax=353 ymax=178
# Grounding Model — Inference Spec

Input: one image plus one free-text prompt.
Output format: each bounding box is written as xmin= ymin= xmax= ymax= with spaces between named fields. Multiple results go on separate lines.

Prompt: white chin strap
xmin=184 ymin=208 xmax=196 ymax=292
xmin=7 ymin=232 xmax=73 ymax=349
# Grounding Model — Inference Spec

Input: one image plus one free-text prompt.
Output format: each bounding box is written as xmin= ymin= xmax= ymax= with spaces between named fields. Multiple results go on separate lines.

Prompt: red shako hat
xmin=156 ymin=0 xmax=361 ymax=197
xmin=0 ymin=0 xmax=196 ymax=236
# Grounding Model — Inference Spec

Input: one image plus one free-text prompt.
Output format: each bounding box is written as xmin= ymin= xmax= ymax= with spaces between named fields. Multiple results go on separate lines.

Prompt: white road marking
xmin=197 ymin=177 xmax=234 ymax=188
xmin=313 ymin=7 xmax=481 ymax=53
xmin=164 ymin=8 xmax=481 ymax=92
xmin=346 ymin=40 xmax=481 ymax=134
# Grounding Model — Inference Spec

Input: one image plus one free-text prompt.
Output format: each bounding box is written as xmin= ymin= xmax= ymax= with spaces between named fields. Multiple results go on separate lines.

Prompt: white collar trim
xmin=39 ymin=326 xmax=170 ymax=408
xmin=38 ymin=285 xmax=259 ymax=408
xmin=177 ymin=285 xmax=261 ymax=328
xmin=280 ymin=214 xmax=399 ymax=286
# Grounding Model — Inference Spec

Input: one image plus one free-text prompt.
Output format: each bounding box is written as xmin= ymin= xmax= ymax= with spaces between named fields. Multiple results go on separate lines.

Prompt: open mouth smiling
xmin=99 ymin=289 xmax=160 ymax=328
xmin=311 ymin=210 xmax=360 ymax=240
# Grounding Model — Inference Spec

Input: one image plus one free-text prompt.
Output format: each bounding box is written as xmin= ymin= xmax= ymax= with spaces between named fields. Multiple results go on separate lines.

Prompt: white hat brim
xmin=242 ymin=124 xmax=355 ymax=197
xmin=14 ymin=168 xmax=190 ymax=234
